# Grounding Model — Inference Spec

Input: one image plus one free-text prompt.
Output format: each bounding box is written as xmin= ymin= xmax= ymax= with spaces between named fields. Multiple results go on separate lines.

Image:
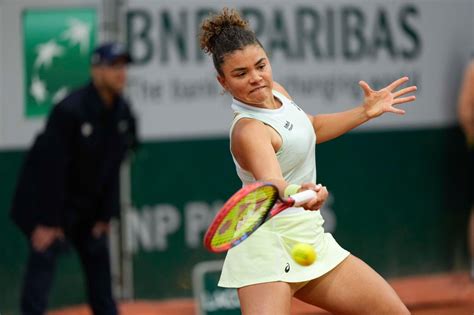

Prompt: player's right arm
xmin=231 ymin=118 xmax=286 ymax=192
xmin=231 ymin=118 xmax=322 ymax=210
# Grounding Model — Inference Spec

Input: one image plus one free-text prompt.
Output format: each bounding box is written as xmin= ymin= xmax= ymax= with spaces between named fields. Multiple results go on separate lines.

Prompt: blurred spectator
xmin=458 ymin=57 xmax=474 ymax=279
xmin=10 ymin=42 xmax=137 ymax=315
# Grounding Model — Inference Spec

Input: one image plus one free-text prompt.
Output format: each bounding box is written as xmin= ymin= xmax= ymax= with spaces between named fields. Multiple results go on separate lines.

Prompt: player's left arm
xmin=309 ymin=76 xmax=416 ymax=144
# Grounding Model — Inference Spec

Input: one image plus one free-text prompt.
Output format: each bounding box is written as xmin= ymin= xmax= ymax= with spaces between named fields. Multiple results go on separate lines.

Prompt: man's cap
xmin=90 ymin=42 xmax=132 ymax=66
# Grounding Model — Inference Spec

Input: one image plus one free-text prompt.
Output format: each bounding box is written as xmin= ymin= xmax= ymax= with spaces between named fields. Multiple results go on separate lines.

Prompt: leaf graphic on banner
xmin=61 ymin=18 xmax=91 ymax=54
xmin=30 ymin=76 xmax=48 ymax=103
xmin=53 ymin=86 xmax=69 ymax=103
xmin=34 ymin=39 xmax=64 ymax=69
xmin=23 ymin=9 xmax=97 ymax=117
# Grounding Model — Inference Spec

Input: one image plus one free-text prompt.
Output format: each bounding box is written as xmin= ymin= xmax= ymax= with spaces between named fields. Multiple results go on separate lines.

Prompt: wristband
xmin=284 ymin=184 xmax=301 ymax=197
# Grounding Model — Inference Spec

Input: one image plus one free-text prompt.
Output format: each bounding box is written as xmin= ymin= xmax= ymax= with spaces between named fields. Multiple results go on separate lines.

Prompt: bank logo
xmin=23 ymin=8 xmax=97 ymax=118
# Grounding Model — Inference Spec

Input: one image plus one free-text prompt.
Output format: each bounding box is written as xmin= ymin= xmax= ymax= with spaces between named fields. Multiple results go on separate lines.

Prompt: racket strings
xmin=211 ymin=186 xmax=277 ymax=248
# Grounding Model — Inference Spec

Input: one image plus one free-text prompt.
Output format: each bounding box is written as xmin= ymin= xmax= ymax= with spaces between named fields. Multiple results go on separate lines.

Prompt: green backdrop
xmin=0 ymin=126 xmax=470 ymax=314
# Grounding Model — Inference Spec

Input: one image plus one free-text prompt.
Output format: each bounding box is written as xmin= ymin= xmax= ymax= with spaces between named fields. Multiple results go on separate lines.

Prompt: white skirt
xmin=218 ymin=210 xmax=350 ymax=288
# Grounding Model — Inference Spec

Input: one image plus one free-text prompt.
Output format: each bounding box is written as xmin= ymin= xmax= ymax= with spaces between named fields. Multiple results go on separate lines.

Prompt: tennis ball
xmin=291 ymin=243 xmax=316 ymax=266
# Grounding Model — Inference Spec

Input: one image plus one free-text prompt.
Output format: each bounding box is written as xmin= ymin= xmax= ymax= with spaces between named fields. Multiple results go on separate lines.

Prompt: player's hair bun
xmin=199 ymin=8 xmax=249 ymax=55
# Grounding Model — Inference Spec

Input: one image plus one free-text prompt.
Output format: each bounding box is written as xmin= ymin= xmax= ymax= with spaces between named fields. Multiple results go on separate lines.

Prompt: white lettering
xmin=185 ymin=201 xmax=223 ymax=248
xmin=127 ymin=207 xmax=154 ymax=252
xmin=153 ymin=204 xmax=181 ymax=250
xmin=125 ymin=199 xmax=337 ymax=253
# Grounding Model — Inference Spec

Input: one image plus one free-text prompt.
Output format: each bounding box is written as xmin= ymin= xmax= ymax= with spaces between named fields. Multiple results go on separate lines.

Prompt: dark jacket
xmin=10 ymin=82 xmax=137 ymax=236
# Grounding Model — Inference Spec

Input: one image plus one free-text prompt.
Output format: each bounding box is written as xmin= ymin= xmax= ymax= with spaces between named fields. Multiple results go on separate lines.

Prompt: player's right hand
xmin=31 ymin=225 xmax=64 ymax=252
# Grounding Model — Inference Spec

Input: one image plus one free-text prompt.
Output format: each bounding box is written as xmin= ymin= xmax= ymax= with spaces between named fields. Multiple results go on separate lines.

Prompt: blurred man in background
xmin=10 ymin=42 xmax=137 ymax=315
xmin=459 ymin=57 xmax=474 ymax=279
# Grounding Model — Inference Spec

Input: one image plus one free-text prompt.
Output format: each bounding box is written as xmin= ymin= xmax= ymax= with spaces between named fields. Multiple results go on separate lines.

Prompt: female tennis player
xmin=199 ymin=8 xmax=415 ymax=315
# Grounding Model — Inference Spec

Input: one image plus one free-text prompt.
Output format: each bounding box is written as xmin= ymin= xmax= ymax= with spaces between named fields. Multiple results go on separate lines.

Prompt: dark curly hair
xmin=199 ymin=8 xmax=263 ymax=75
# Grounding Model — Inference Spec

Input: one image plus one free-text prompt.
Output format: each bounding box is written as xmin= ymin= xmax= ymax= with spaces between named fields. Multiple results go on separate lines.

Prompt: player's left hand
xmin=92 ymin=221 xmax=110 ymax=238
xmin=359 ymin=76 xmax=417 ymax=119
xmin=300 ymin=183 xmax=328 ymax=210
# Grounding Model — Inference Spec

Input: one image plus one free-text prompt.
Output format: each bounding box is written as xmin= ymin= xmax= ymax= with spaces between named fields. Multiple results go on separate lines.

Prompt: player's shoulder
xmin=234 ymin=116 xmax=265 ymax=130
xmin=232 ymin=117 xmax=268 ymax=144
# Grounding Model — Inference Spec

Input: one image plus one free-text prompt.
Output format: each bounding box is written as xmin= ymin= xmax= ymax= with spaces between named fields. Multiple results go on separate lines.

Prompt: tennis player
xmin=199 ymin=8 xmax=415 ymax=315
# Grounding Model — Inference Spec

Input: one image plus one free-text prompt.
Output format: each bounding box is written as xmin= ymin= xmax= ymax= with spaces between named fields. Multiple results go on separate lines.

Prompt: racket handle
xmin=291 ymin=189 xmax=317 ymax=206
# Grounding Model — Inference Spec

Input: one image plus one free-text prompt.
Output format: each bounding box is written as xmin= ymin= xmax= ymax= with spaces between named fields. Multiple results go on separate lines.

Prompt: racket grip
xmin=291 ymin=190 xmax=317 ymax=206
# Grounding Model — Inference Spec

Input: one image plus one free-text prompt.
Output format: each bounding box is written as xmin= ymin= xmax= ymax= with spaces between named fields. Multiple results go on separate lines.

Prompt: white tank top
xmin=230 ymin=90 xmax=317 ymax=214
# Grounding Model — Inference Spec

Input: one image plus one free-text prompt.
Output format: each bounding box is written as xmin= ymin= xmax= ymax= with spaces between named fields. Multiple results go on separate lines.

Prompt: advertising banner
xmin=0 ymin=0 xmax=99 ymax=148
xmin=192 ymin=260 xmax=240 ymax=315
xmin=124 ymin=0 xmax=473 ymax=141
xmin=23 ymin=8 xmax=97 ymax=117
xmin=1 ymin=0 xmax=473 ymax=147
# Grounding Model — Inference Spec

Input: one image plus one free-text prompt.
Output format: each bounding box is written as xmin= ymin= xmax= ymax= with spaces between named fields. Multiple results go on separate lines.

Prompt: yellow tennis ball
xmin=291 ymin=243 xmax=316 ymax=266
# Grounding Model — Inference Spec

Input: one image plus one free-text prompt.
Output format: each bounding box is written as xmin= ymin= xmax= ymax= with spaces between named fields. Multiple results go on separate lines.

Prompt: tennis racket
xmin=203 ymin=182 xmax=317 ymax=253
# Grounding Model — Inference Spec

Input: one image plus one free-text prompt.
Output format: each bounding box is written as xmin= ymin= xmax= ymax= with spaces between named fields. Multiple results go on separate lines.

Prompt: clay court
xmin=49 ymin=272 xmax=474 ymax=315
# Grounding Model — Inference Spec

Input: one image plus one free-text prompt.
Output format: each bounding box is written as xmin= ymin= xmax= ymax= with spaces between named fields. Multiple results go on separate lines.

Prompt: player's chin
xmin=248 ymin=89 xmax=271 ymax=102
